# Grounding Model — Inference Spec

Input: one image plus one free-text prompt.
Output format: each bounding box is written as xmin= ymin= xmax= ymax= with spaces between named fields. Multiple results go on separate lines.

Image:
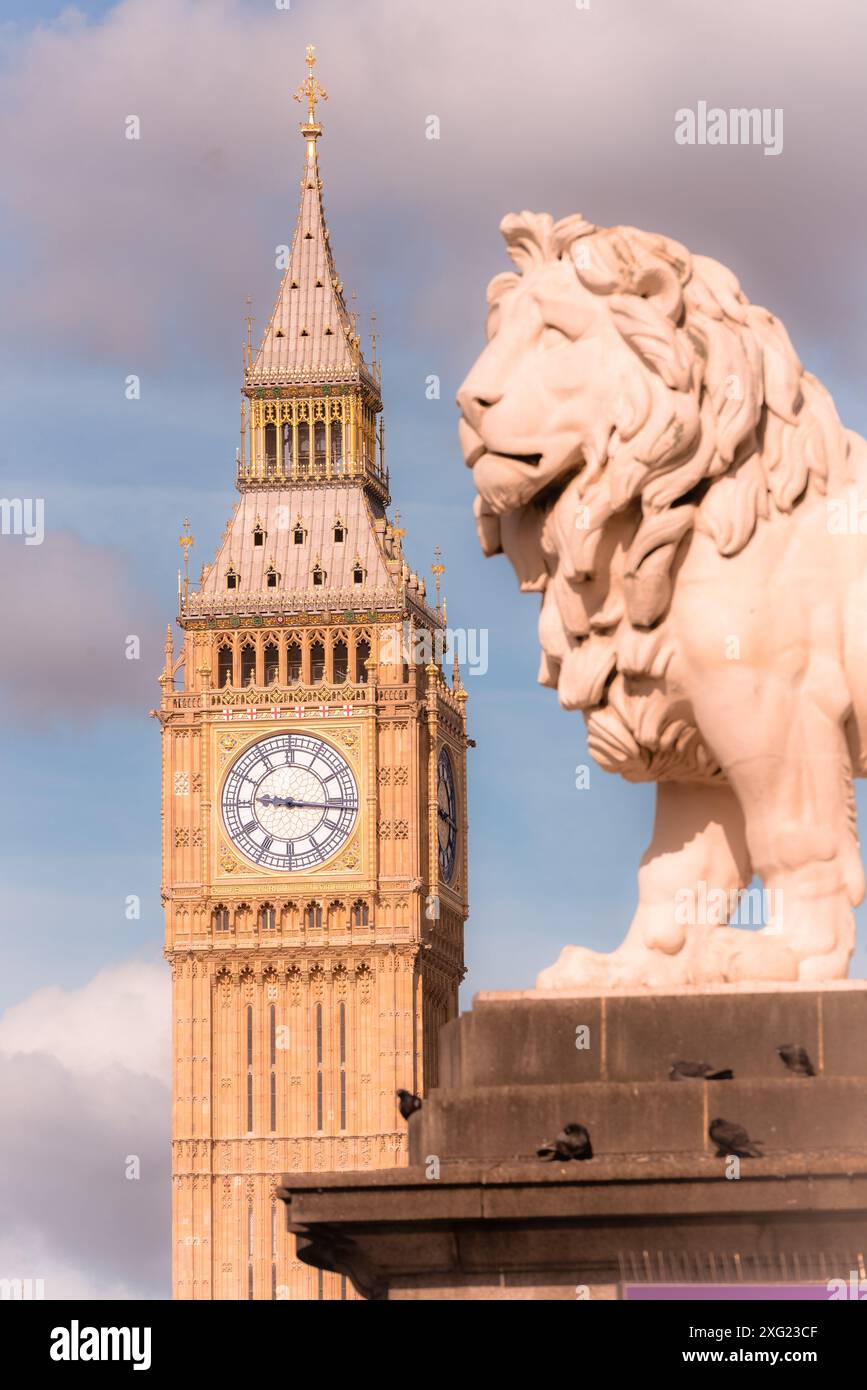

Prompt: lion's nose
xmin=456 ymin=379 xmax=503 ymax=427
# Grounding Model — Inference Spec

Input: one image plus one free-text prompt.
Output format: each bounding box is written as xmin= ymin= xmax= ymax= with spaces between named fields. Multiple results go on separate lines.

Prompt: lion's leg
xmin=632 ymin=781 xmax=751 ymax=955
xmin=537 ymin=781 xmax=756 ymax=989
xmin=691 ymin=684 xmax=862 ymax=982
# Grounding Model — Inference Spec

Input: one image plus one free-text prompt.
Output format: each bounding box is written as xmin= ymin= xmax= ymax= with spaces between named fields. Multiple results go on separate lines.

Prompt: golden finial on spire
xmin=392 ymin=509 xmax=405 ymax=556
xmin=431 ymin=545 xmax=445 ymax=615
xmin=244 ymin=297 xmax=253 ymax=369
xmin=294 ymin=43 xmax=328 ymax=132
xmin=179 ymin=518 xmax=194 ymax=605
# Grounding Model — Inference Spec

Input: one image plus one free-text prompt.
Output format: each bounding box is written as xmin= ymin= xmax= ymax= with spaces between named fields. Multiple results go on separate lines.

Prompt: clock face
xmin=221 ymin=732 xmax=358 ymax=872
xmin=437 ymin=746 xmax=458 ymax=884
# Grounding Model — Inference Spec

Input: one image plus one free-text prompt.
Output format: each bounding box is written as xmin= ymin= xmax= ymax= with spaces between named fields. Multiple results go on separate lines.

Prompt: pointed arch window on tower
xmin=333 ymin=639 xmax=348 ymax=683
xmin=259 ymin=902 xmax=276 ymax=931
xmin=355 ymin=639 xmax=371 ymax=684
xmin=226 ymin=566 xmax=239 ymax=591
xmin=264 ymin=424 xmax=277 ymax=476
xmin=350 ymin=899 xmax=370 ymax=928
xmin=304 ymin=901 xmax=322 ymax=931
xmin=286 ymin=641 xmax=302 ymax=683
xmin=310 ymin=641 xmax=325 ymax=683
xmin=312 ymin=565 xmax=325 ymax=587
xmin=265 ymin=566 xmax=279 ymax=591
xmin=263 ymin=642 xmax=279 ymax=684
xmin=253 ymin=523 xmax=266 ymax=547
xmin=241 ymin=642 xmax=256 ymax=687
xmin=331 ymin=421 xmax=343 ymax=473
xmin=218 ymin=645 xmax=233 ymax=688
xmin=314 ymin=421 xmax=326 ymax=476
xmin=352 ymin=562 xmax=365 ymax=586
xmin=213 ymin=904 xmax=230 ymax=933
xmin=333 ymin=520 xmax=345 ymax=543
xmin=298 ymin=425 xmax=310 ymax=476
xmin=293 ymin=521 xmax=306 ymax=545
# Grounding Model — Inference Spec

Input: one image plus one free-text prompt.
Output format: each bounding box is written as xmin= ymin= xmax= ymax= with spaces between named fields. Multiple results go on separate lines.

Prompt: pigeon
xmin=537 ymin=1122 xmax=593 ymax=1162
xmin=670 ymin=1060 xmax=734 ymax=1081
xmin=709 ymin=1117 xmax=763 ymax=1158
xmin=777 ymin=1044 xmax=815 ymax=1077
xmin=396 ymin=1088 xmax=422 ymax=1120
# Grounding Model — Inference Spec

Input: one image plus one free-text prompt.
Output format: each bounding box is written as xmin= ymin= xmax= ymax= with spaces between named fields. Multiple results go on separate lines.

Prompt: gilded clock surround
xmin=158 ymin=48 xmax=469 ymax=1301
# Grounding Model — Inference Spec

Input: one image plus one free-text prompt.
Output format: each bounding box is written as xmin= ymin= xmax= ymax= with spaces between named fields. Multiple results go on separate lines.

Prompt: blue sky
xmin=1 ymin=0 xmax=867 ymax=1295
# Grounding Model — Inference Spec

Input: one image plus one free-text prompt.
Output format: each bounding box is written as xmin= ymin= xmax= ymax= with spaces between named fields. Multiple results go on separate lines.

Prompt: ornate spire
xmin=246 ymin=47 xmax=374 ymax=393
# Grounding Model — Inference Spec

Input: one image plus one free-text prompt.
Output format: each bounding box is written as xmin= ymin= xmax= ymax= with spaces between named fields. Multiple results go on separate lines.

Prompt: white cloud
xmin=0 ymin=960 xmax=170 ymax=1299
xmin=0 ymin=959 xmax=169 ymax=1080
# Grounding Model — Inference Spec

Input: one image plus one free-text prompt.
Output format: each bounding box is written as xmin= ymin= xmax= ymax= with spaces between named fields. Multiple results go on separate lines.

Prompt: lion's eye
xmin=541 ymin=324 xmax=571 ymax=350
xmin=485 ymin=304 xmax=502 ymax=340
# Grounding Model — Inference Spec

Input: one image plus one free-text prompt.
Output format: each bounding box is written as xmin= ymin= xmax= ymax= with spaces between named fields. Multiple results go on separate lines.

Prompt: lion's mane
xmin=489 ymin=213 xmax=851 ymax=781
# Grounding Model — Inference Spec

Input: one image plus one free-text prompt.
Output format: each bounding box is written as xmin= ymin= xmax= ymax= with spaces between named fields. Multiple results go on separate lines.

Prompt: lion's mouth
xmin=505 ymin=452 xmax=543 ymax=468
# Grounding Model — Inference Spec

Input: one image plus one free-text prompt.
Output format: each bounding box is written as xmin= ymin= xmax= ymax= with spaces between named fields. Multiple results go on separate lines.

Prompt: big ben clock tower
xmin=157 ymin=48 xmax=469 ymax=1301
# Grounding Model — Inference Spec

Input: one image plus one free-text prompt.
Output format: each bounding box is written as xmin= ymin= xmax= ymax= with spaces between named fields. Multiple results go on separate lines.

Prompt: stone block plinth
xmin=279 ymin=983 xmax=867 ymax=1299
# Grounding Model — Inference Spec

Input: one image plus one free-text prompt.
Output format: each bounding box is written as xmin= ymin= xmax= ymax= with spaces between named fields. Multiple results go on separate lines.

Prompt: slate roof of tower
xmin=245 ymin=137 xmax=367 ymax=388
xmin=186 ymin=486 xmax=436 ymax=622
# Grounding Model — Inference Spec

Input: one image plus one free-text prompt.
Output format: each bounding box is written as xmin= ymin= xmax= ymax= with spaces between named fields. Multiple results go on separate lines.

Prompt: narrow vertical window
xmin=333 ymin=639 xmax=348 ymax=682
xmin=286 ymin=641 xmax=302 ymax=682
xmin=269 ymin=1003 xmax=277 ymax=1133
xmin=311 ymin=640 xmax=325 ymax=681
xmin=339 ymin=1000 xmax=346 ymax=1130
xmin=314 ymin=420 xmax=326 ymax=472
xmin=241 ymin=642 xmax=256 ymax=687
xmin=246 ymin=1005 xmax=253 ymax=1133
xmin=271 ymin=1202 xmax=278 ymax=1301
xmin=315 ymin=1001 xmax=324 ymax=1131
xmin=247 ymin=1202 xmax=254 ymax=1301
xmin=218 ymin=646 xmax=233 ymax=688
xmin=355 ymin=639 xmax=371 ymax=684
xmin=341 ymin=1275 xmax=348 ymax=1301
xmin=317 ymin=1268 xmax=324 ymax=1301
xmin=264 ymin=422 xmax=277 ymax=472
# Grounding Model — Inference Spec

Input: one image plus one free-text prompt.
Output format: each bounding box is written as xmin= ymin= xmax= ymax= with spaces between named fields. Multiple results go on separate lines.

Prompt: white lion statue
xmin=458 ymin=211 xmax=867 ymax=989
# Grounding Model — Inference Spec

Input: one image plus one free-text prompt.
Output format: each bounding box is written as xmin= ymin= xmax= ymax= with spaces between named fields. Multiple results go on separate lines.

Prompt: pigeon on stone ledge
xmin=396 ymin=1089 xmax=422 ymax=1120
xmin=670 ymin=1060 xmax=734 ymax=1081
xmin=537 ymin=1122 xmax=593 ymax=1162
xmin=777 ymin=1044 xmax=815 ymax=1077
xmin=709 ymin=1117 xmax=763 ymax=1158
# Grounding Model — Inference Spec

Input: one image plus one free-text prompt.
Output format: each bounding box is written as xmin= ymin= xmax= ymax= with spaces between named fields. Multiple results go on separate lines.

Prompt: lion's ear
xmin=633 ymin=264 xmax=683 ymax=322
xmin=608 ymin=293 xmax=692 ymax=392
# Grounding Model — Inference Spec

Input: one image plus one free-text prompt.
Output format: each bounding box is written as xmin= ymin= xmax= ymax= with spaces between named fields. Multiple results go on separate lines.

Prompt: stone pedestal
xmin=278 ymin=983 xmax=867 ymax=1299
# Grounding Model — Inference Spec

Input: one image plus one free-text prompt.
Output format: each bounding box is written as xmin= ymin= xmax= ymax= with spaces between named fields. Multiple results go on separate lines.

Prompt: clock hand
xmin=437 ymin=807 xmax=456 ymax=825
xmin=258 ymin=795 xmax=346 ymax=811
